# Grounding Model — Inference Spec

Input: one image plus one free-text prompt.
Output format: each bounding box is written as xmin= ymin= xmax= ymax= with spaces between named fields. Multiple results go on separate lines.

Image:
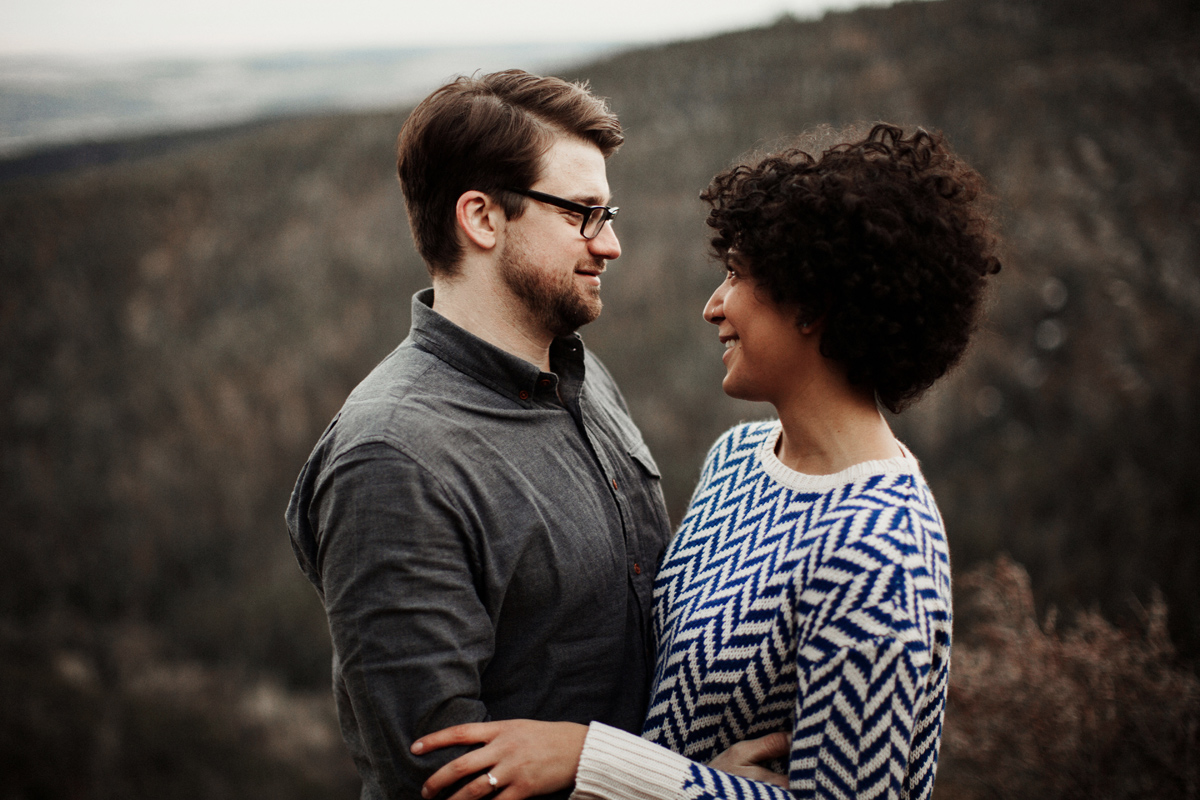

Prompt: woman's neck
xmin=772 ymin=376 xmax=901 ymax=476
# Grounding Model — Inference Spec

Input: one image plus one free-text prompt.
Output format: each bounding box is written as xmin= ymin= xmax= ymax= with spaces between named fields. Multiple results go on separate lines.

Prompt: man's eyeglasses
xmin=506 ymin=188 xmax=618 ymax=240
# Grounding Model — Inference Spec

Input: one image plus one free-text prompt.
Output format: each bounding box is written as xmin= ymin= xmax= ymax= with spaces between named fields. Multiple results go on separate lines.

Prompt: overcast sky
xmin=3 ymin=0 xmax=901 ymax=57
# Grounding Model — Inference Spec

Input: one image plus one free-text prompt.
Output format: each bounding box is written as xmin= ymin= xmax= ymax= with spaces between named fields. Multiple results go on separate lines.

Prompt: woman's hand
xmin=412 ymin=719 xmax=588 ymax=800
xmin=707 ymin=731 xmax=790 ymax=787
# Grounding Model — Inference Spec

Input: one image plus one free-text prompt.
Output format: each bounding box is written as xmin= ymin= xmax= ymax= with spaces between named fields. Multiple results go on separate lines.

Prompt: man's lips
xmin=575 ymin=264 xmax=604 ymax=285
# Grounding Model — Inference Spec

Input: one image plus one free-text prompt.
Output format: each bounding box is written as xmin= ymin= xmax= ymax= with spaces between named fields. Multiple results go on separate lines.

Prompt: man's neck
xmin=431 ymin=273 xmax=555 ymax=372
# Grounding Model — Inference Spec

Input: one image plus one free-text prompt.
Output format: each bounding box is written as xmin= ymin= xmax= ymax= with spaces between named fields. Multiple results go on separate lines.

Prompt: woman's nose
xmin=703 ymin=283 xmax=725 ymax=324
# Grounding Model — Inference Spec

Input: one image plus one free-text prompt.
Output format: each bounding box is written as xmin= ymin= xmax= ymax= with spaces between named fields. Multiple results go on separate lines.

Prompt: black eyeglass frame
xmin=505 ymin=187 xmax=618 ymax=240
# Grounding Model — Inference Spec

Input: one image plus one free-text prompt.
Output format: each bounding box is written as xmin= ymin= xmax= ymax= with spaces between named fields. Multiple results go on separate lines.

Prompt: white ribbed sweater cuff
xmin=570 ymin=722 xmax=689 ymax=800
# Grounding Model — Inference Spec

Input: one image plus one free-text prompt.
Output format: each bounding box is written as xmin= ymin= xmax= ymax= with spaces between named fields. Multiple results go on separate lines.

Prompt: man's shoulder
xmin=581 ymin=346 xmax=612 ymax=380
xmin=313 ymin=340 xmax=496 ymax=464
xmin=580 ymin=347 xmax=622 ymax=398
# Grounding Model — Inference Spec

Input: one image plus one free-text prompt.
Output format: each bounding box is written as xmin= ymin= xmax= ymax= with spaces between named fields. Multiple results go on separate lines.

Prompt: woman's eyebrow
xmin=724 ymin=251 xmax=748 ymax=268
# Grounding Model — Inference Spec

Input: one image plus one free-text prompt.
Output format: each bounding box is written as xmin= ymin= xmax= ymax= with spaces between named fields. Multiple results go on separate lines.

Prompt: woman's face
xmin=702 ymin=254 xmax=812 ymax=404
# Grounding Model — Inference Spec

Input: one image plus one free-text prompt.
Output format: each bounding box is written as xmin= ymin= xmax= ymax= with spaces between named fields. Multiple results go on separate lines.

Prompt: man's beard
xmin=498 ymin=237 xmax=602 ymax=337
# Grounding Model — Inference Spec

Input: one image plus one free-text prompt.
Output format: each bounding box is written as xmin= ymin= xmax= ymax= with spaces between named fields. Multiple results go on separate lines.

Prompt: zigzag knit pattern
xmin=642 ymin=421 xmax=952 ymax=800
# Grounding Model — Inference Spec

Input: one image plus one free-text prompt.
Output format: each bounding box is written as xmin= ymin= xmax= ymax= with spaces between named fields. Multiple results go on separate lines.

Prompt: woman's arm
xmin=568 ymin=636 xmax=931 ymax=800
xmin=414 ymin=633 xmax=929 ymax=800
xmin=412 ymin=724 xmax=789 ymax=800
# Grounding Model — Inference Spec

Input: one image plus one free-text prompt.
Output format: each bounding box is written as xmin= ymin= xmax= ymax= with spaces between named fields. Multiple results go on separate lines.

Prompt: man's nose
xmin=587 ymin=221 xmax=621 ymax=260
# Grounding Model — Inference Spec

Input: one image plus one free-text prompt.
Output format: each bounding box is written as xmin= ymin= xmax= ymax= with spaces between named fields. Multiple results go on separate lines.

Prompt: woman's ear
xmin=796 ymin=309 xmax=825 ymax=335
xmin=455 ymin=190 xmax=503 ymax=251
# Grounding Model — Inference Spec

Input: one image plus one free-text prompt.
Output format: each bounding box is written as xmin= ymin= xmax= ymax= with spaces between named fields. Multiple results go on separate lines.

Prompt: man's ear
xmin=455 ymin=190 xmax=504 ymax=251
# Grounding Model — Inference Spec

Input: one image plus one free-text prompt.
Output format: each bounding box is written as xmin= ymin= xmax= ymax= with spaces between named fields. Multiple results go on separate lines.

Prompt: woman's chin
xmin=721 ymin=376 xmax=761 ymax=403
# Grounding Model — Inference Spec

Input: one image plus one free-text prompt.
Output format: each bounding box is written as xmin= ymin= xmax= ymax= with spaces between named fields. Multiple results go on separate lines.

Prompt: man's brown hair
xmin=396 ymin=69 xmax=623 ymax=276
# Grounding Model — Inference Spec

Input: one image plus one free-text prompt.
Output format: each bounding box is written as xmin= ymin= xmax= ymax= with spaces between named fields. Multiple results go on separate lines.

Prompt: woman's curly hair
xmin=701 ymin=123 xmax=1002 ymax=413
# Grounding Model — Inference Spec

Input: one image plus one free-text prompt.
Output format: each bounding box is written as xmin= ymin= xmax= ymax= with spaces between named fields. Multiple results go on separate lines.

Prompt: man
xmin=286 ymin=69 xmax=673 ymax=799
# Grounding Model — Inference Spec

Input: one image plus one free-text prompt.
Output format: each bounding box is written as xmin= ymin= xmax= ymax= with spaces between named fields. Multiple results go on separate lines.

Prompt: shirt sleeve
xmin=311 ymin=440 xmax=492 ymax=798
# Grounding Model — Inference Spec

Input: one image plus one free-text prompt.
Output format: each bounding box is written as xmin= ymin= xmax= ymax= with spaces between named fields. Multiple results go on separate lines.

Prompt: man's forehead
xmin=534 ymin=137 xmax=611 ymax=202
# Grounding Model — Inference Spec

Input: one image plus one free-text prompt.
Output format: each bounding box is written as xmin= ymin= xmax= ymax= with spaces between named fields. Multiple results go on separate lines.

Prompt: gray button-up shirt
xmin=287 ymin=289 xmax=673 ymax=799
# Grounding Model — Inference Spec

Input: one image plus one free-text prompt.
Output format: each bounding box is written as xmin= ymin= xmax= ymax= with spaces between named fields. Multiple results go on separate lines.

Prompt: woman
xmin=412 ymin=124 xmax=1001 ymax=800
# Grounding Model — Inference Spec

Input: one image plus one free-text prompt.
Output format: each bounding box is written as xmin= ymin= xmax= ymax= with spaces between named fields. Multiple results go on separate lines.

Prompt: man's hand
xmin=707 ymin=732 xmax=790 ymax=787
xmin=412 ymin=719 xmax=588 ymax=800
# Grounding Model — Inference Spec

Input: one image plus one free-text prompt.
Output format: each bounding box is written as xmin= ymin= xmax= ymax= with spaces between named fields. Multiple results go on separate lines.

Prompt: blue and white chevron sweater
xmin=572 ymin=421 xmax=952 ymax=800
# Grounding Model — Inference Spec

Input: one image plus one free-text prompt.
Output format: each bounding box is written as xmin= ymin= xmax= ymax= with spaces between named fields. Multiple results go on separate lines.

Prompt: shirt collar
xmin=408 ymin=288 xmax=585 ymax=404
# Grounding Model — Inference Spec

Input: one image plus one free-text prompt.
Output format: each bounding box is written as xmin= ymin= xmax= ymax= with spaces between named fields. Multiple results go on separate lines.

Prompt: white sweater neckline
xmin=756 ymin=420 xmax=923 ymax=492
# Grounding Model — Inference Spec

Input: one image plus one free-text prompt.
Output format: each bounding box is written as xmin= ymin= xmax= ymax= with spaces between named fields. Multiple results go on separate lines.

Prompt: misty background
xmin=2 ymin=0 xmax=1198 ymax=796
xmin=0 ymin=44 xmax=624 ymax=157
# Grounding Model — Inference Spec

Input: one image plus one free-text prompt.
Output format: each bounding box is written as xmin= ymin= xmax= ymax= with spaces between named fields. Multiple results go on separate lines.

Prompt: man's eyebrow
xmin=572 ymin=193 xmax=612 ymax=206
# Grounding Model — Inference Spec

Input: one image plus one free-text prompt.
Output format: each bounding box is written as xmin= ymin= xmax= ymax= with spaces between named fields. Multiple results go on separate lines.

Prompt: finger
xmin=752 ymin=768 xmax=789 ymax=788
xmin=413 ymin=722 xmax=500 ymax=754
xmin=422 ymin=749 xmax=496 ymax=798
xmin=493 ymin=782 xmax=534 ymax=800
xmin=745 ymin=731 xmax=790 ymax=762
xmin=440 ymin=771 xmax=500 ymax=800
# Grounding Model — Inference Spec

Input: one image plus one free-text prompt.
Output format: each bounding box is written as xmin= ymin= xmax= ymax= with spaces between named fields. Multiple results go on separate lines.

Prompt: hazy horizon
xmin=0 ymin=42 xmax=625 ymax=158
xmin=3 ymin=0 xmax=905 ymax=57
xmin=0 ymin=0 xmax=915 ymax=159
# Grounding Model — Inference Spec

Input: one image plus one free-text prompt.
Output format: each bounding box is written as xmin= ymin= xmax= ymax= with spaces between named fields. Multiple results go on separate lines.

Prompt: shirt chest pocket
xmin=580 ymin=393 xmax=673 ymax=564
xmin=628 ymin=441 xmax=662 ymax=481
xmin=621 ymin=440 xmax=671 ymax=568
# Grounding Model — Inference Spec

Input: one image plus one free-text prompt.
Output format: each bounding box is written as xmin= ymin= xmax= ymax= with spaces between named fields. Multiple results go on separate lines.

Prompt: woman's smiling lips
xmin=719 ymin=333 xmax=739 ymax=363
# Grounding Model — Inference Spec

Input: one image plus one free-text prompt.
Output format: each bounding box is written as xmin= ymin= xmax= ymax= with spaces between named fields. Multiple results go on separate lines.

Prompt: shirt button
xmin=518 ymin=390 xmax=530 ymax=400
xmin=611 ymin=478 xmax=618 ymax=491
xmin=633 ymin=563 xmax=642 ymax=575
xmin=539 ymin=379 xmax=551 ymax=387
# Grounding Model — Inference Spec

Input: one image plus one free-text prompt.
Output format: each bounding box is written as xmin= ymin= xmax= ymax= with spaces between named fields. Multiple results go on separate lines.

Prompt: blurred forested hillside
xmin=2 ymin=0 xmax=1198 ymax=796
